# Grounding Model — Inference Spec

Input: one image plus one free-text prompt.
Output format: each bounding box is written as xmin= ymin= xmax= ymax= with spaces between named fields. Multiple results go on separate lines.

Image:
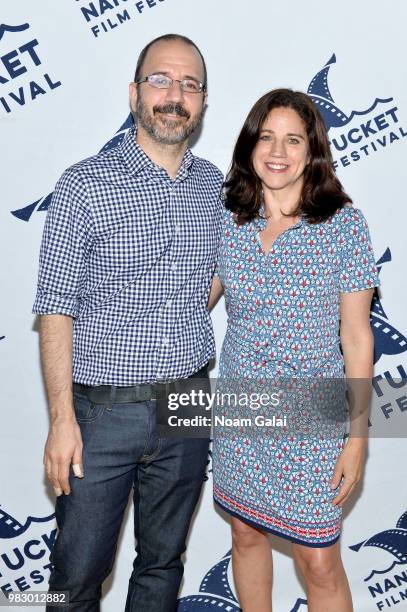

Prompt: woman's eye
xmin=259 ymin=135 xmax=272 ymax=141
xmin=288 ymin=138 xmax=300 ymax=144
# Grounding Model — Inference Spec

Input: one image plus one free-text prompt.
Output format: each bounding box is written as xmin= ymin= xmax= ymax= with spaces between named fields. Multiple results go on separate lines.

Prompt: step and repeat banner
xmin=1 ymin=1 xmax=406 ymax=610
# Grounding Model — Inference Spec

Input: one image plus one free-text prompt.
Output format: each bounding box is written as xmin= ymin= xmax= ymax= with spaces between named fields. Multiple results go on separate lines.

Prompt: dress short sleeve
xmin=338 ymin=207 xmax=380 ymax=293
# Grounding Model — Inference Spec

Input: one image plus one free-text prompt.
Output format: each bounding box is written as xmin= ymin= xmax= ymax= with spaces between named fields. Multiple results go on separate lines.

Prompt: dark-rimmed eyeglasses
xmin=135 ymin=73 xmax=206 ymax=94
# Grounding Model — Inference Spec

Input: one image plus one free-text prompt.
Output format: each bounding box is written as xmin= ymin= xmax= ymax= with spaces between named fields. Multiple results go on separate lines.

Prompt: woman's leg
xmin=231 ymin=517 xmax=273 ymax=612
xmin=292 ymin=540 xmax=353 ymax=611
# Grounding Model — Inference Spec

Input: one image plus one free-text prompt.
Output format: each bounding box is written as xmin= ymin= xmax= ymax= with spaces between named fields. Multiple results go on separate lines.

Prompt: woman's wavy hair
xmin=225 ymin=88 xmax=352 ymax=224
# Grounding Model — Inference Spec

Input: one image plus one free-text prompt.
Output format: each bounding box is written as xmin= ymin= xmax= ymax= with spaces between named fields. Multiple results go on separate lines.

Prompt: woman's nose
xmin=269 ymin=139 xmax=286 ymax=156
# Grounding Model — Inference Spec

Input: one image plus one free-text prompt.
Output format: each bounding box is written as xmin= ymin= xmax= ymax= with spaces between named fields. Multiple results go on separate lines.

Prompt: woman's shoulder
xmin=326 ymin=204 xmax=369 ymax=232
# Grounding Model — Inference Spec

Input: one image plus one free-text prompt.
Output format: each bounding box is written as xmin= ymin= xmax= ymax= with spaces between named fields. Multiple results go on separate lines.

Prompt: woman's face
xmin=252 ymin=106 xmax=310 ymax=197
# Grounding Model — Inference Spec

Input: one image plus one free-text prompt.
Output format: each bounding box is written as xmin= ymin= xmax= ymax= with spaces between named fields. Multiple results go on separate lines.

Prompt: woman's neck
xmin=262 ymin=184 xmax=302 ymax=221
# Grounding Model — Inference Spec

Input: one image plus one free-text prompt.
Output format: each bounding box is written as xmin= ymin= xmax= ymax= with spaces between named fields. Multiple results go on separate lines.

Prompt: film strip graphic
xmin=0 ymin=505 xmax=55 ymax=539
xmin=370 ymin=248 xmax=407 ymax=364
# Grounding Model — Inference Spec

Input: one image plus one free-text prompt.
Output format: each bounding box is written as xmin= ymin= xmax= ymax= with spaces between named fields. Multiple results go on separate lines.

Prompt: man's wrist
xmin=49 ymin=409 xmax=76 ymax=425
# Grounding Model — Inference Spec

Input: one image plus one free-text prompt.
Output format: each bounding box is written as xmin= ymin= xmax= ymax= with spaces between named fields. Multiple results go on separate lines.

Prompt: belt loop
xmin=107 ymin=385 xmax=116 ymax=411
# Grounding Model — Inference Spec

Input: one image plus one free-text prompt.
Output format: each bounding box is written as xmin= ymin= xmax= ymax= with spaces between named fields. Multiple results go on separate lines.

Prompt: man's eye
xmin=152 ymin=75 xmax=169 ymax=86
xmin=183 ymin=80 xmax=200 ymax=92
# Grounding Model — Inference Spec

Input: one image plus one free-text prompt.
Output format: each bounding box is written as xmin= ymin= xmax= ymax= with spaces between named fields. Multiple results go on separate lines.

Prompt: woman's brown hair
xmin=225 ymin=88 xmax=352 ymax=224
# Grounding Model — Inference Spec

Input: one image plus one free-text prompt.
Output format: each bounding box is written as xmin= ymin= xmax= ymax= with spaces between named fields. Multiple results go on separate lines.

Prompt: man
xmin=33 ymin=34 xmax=223 ymax=611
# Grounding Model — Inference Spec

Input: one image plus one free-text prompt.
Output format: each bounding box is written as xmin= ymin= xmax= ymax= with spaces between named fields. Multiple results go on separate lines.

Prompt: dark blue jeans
xmin=46 ymin=377 xmax=209 ymax=611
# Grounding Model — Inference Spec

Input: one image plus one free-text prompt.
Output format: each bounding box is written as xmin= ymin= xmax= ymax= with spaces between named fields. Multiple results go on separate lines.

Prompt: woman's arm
xmin=208 ymin=275 xmax=224 ymax=311
xmin=331 ymin=288 xmax=374 ymax=506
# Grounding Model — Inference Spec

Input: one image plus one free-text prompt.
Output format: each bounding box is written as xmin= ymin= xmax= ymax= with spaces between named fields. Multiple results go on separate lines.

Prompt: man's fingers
xmin=46 ymin=455 xmax=72 ymax=496
xmin=44 ymin=457 xmax=52 ymax=480
xmin=72 ymin=445 xmax=84 ymax=478
xmin=44 ymin=461 xmax=61 ymax=496
xmin=49 ymin=462 xmax=63 ymax=496
xmin=58 ymin=462 xmax=71 ymax=496
xmin=72 ymin=463 xmax=84 ymax=478
xmin=43 ymin=422 xmax=83 ymax=495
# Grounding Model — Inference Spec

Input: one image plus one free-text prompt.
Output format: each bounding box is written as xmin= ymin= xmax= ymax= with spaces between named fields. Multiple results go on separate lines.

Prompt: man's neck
xmin=136 ymin=125 xmax=189 ymax=180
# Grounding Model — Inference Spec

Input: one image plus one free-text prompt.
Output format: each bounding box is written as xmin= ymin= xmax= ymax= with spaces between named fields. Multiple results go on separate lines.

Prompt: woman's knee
xmin=294 ymin=547 xmax=343 ymax=589
xmin=231 ymin=518 xmax=267 ymax=550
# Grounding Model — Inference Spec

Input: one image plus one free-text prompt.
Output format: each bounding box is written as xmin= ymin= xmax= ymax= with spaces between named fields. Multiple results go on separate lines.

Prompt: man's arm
xmin=33 ymin=170 xmax=92 ymax=495
xmin=40 ymin=314 xmax=83 ymax=496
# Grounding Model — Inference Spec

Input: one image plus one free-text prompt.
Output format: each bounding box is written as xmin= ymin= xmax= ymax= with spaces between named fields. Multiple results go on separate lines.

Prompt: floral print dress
xmin=213 ymin=206 xmax=379 ymax=546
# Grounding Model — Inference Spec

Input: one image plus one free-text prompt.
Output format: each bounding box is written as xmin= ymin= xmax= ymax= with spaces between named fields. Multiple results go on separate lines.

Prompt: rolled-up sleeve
xmin=32 ymin=169 xmax=93 ymax=318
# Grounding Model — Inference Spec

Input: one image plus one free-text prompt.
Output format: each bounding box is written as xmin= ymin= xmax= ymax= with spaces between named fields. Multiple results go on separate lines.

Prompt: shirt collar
xmin=252 ymin=204 xmax=305 ymax=231
xmin=119 ymin=124 xmax=195 ymax=180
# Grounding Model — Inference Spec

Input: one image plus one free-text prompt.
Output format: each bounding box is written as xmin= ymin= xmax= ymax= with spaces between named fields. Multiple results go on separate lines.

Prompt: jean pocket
xmin=73 ymin=393 xmax=105 ymax=423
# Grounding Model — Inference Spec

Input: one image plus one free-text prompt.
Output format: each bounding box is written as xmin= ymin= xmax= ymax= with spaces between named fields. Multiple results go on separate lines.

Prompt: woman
xmin=209 ymin=89 xmax=379 ymax=611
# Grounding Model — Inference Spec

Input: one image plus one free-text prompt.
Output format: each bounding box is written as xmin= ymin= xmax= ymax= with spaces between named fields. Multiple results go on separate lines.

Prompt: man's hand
xmin=44 ymin=415 xmax=84 ymax=496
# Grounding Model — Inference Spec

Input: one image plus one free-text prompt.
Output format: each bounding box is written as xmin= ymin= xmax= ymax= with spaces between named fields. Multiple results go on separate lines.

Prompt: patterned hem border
xmin=214 ymin=488 xmax=341 ymax=548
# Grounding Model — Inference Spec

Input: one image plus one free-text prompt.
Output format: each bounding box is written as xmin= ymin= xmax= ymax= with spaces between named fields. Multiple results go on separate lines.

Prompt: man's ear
xmin=129 ymin=82 xmax=138 ymax=113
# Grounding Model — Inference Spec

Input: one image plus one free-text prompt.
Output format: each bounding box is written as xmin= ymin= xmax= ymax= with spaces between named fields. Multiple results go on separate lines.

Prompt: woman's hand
xmin=208 ymin=275 xmax=224 ymax=310
xmin=331 ymin=438 xmax=367 ymax=507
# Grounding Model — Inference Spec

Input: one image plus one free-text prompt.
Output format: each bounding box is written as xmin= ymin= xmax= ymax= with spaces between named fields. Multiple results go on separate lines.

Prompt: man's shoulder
xmin=61 ymin=146 xmax=121 ymax=184
xmin=192 ymin=155 xmax=224 ymax=183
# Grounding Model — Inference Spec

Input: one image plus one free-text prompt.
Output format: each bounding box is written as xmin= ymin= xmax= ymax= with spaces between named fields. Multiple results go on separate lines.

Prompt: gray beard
xmin=136 ymin=97 xmax=204 ymax=145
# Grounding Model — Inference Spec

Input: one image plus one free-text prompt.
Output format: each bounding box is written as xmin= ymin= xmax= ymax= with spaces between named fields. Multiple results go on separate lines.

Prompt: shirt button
xmin=166 ymin=299 xmax=172 ymax=308
xmin=175 ymin=224 xmax=181 ymax=234
xmin=170 ymin=262 xmax=178 ymax=272
xmin=162 ymin=336 xmax=170 ymax=347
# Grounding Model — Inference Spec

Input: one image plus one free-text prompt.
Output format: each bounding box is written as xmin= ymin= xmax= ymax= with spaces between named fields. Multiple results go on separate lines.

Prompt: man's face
xmin=129 ymin=40 xmax=206 ymax=145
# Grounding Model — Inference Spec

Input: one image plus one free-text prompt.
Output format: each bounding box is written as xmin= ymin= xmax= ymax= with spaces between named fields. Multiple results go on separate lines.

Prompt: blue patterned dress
xmin=213 ymin=206 xmax=379 ymax=546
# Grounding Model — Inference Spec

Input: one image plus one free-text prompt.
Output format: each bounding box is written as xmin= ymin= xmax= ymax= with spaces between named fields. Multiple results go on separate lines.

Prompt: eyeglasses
xmin=136 ymin=73 xmax=206 ymax=94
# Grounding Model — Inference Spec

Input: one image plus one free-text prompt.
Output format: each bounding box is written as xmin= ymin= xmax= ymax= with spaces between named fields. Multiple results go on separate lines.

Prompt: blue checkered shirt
xmin=33 ymin=126 xmax=223 ymax=385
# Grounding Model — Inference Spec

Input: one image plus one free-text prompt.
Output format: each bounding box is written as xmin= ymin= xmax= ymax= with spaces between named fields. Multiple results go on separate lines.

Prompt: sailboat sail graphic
xmin=307 ymin=54 xmax=350 ymax=130
xmin=177 ymin=550 xmax=241 ymax=611
xmin=177 ymin=550 xmax=308 ymax=611
xmin=11 ymin=114 xmax=135 ymax=222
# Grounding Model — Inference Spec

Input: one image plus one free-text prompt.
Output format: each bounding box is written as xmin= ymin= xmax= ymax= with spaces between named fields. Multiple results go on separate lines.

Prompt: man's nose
xmin=165 ymin=80 xmax=185 ymax=102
